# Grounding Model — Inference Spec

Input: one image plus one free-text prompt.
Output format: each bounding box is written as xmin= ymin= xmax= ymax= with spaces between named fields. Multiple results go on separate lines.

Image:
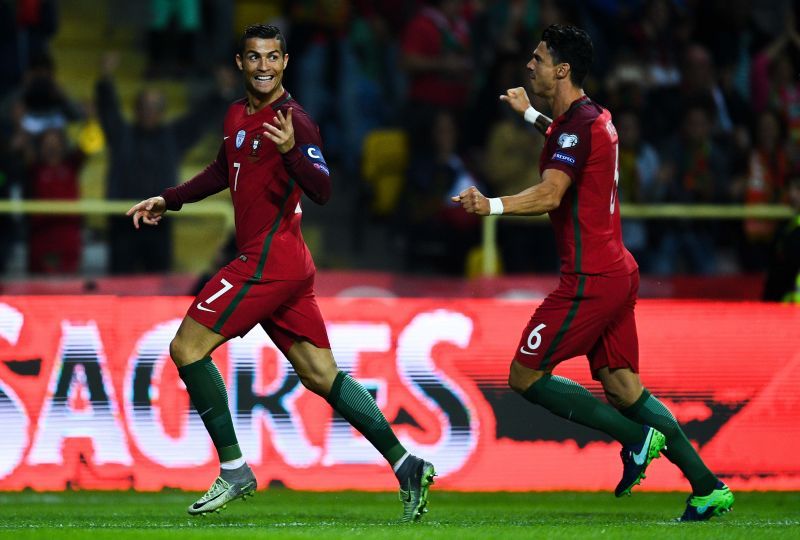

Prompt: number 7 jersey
xmin=539 ymin=96 xmax=637 ymax=276
xmin=161 ymin=92 xmax=331 ymax=281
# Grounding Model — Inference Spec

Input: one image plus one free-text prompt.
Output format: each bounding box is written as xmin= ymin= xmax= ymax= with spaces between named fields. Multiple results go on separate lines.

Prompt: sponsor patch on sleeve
xmin=300 ymin=144 xmax=329 ymax=175
xmin=552 ymin=151 xmax=576 ymax=166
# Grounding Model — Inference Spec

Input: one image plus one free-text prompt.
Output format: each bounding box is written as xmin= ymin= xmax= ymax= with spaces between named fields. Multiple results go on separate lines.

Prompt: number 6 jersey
xmin=539 ymin=95 xmax=637 ymax=277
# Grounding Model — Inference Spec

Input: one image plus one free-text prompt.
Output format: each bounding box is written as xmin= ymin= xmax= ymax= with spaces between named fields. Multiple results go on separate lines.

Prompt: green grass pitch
xmin=1 ymin=490 xmax=798 ymax=539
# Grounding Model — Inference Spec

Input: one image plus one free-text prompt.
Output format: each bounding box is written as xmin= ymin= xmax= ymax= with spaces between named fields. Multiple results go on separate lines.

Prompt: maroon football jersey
xmin=163 ymin=92 xmax=331 ymax=281
xmin=539 ymin=96 xmax=638 ymax=276
xmin=220 ymin=94 xmax=320 ymax=280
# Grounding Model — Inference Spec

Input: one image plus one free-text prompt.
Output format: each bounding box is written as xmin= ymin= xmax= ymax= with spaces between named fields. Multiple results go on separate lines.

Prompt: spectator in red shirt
xmin=26 ymin=128 xmax=84 ymax=273
xmin=400 ymin=0 xmax=473 ymax=218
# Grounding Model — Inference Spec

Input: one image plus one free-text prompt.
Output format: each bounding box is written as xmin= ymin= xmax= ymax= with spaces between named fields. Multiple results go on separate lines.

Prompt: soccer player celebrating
xmin=127 ymin=24 xmax=435 ymax=521
xmin=453 ymin=24 xmax=734 ymax=521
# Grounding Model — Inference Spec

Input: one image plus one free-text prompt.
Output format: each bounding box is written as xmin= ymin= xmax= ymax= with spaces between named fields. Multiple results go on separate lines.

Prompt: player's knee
xmin=169 ymin=336 xmax=197 ymax=367
xmin=296 ymin=364 xmax=337 ymax=396
xmin=604 ymin=387 xmax=638 ymax=409
xmin=507 ymin=361 xmax=546 ymax=394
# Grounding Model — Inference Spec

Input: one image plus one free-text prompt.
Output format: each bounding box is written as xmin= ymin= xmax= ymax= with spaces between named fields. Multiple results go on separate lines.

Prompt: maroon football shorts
xmin=513 ymin=271 xmax=639 ymax=378
xmin=187 ymin=264 xmax=330 ymax=354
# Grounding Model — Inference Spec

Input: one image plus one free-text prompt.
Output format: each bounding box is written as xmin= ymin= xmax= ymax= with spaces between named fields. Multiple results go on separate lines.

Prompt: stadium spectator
xmin=25 ymin=127 xmax=84 ymax=273
xmin=401 ymin=109 xmax=482 ymax=275
xmin=290 ymin=0 xmax=400 ymax=178
xmin=626 ymin=0 xmax=684 ymax=89
xmin=145 ymin=0 xmax=202 ymax=79
xmin=651 ymin=98 xmax=732 ymax=274
xmin=18 ymin=52 xmax=83 ymax=136
xmin=733 ymin=109 xmax=789 ymax=271
xmin=95 ymin=52 xmax=234 ymax=274
xmin=10 ymin=0 xmax=59 ymax=83
xmin=763 ymin=174 xmax=800 ymax=302
xmin=400 ymin=0 xmax=473 ymax=194
xmin=616 ymin=108 xmax=661 ymax=271
xmin=480 ymin=53 xmax=557 ymax=273
xmin=750 ymin=11 xmax=800 ymax=167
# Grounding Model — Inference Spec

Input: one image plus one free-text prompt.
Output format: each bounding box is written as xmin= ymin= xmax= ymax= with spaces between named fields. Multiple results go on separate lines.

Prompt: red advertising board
xmin=0 ymin=297 xmax=798 ymax=492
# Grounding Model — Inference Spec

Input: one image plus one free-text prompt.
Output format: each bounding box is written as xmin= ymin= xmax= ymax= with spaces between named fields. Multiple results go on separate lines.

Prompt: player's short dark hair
xmin=541 ymin=24 xmax=593 ymax=87
xmin=239 ymin=24 xmax=287 ymax=55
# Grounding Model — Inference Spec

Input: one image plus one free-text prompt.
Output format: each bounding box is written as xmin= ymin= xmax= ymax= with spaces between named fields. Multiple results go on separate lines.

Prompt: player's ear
xmin=283 ymin=53 xmax=289 ymax=69
xmin=235 ymin=54 xmax=243 ymax=71
xmin=557 ymin=63 xmax=570 ymax=80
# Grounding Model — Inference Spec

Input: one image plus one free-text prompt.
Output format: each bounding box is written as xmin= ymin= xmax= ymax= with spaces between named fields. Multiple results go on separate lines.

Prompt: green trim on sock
xmin=328 ymin=371 xmax=407 ymax=466
xmin=178 ymin=356 xmax=242 ymax=462
xmin=521 ymin=373 xmax=643 ymax=445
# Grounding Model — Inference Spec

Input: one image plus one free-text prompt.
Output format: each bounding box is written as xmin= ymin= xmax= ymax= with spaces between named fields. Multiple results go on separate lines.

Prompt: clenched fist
xmin=451 ymin=186 xmax=490 ymax=215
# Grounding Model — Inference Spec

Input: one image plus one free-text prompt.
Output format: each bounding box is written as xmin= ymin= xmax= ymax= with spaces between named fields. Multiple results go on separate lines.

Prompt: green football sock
xmin=522 ymin=374 xmax=644 ymax=445
xmin=327 ymin=371 xmax=407 ymax=465
xmin=178 ymin=357 xmax=242 ymax=462
xmin=621 ymin=389 xmax=717 ymax=495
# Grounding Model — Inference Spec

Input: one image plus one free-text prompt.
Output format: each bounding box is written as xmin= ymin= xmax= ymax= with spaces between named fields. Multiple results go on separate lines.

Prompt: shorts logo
xmin=552 ymin=151 xmax=576 ymax=165
xmin=196 ymin=303 xmax=216 ymax=313
xmin=558 ymin=133 xmax=579 ymax=148
xmin=235 ymin=129 xmax=246 ymax=149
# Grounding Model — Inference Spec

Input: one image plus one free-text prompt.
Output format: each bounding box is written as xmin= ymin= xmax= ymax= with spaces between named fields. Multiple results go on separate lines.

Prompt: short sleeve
xmin=541 ymin=122 xmax=592 ymax=183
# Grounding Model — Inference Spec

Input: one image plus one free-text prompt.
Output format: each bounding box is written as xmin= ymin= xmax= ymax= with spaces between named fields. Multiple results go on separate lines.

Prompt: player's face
xmin=236 ymin=38 xmax=288 ymax=101
xmin=526 ymin=42 xmax=558 ymax=98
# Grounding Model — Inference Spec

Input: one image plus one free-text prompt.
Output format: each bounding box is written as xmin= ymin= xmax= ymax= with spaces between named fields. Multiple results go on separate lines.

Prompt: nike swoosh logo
xmin=192 ymin=490 xmax=226 ymax=509
xmin=224 ymin=136 xmax=230 ymax=140
xmin=697 ymin=503 xmax=711 ymax=514
xmin=633 ymin=429 xmax=654 ymax=465
xmin=196 ymin=302 xmax=216 ymax=313
xmin=519 ymin=347 xmax=538 ymax=356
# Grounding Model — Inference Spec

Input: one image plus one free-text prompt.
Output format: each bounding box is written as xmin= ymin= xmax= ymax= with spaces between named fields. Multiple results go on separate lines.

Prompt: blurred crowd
xmin=0 ymin=0 xmax=799 ymax=298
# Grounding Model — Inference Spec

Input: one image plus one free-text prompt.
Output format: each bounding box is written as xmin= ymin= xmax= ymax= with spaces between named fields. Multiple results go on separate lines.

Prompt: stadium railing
xmin=0 ymin=200 xmax=793 ymax=278
xmin=0 ymin=199 xmax=235 ymax=229
xmin=481 ymin=203 xmax=795 ymax=276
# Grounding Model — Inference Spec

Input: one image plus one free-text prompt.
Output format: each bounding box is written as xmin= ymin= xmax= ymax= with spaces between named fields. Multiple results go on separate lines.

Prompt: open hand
xmin=126 ymin=196 xmax=166 ymax=229
xmin=263 ymin=108 xmax=295 ymax=154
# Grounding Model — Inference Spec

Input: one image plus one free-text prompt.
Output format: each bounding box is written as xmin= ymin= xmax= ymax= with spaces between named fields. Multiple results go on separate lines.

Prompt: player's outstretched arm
xmin=126 ymin=196 xmax=166 ymax=229
xmin=452 ymin=169 xmax=571 ymax=217
xmin=500 ymin=87 xmax=552 ymax=135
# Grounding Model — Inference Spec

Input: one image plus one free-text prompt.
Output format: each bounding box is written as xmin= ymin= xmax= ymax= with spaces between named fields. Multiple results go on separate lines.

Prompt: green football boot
xmin=398 ymin=457 xmax=436 ymax=522
xmin=187 ymin=465 xmax=257 ymax=516
xmin=615 ymin=426 xmax=667 ymax=497
xmin=679 ymin=481 xmax=735 ymax=521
